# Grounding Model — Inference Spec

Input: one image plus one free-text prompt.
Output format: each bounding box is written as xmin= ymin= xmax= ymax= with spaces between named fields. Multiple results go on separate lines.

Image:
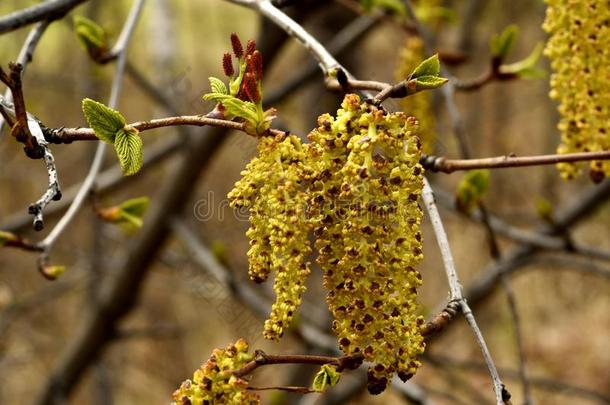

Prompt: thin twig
xmin=46 ymin=115 xmax=257 ymax=142
xmin=0 ymin=0 xmax=88 ymax=34
xmin=37 ymin=0 xmax=146 ymax=253
xmin=231 ymin=351 xmax=363 ymax=378
xmin=500 ymin=277 xmax=534 ymax=405
xmin=421 ymin=151 xmax=610 ymax=173
xmin=422 ymin=178 xmax=508 ymax=404
xmin=247 ymin=385 xmax=316 ymax=394
xmin=0 ymin=20 xmax=51 ymax=134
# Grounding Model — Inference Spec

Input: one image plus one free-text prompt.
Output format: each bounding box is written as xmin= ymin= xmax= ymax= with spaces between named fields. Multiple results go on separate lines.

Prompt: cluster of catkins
xmin=543 ymin=0 xmax=610 ymax=181
xmin=229 ymin=94 xmax=426 ymax=394
xmin=171 ymin=339 xmax=259 ymax=405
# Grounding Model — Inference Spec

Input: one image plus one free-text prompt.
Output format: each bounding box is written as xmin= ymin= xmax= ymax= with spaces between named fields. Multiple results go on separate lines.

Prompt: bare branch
xmin=422 ymin=178 xmax=508 ymax=404
xmin=37 ymin=0 xmax=146 ymax=250
xmin=0 ymin=21 xmax=51 ymax=133
xmin=0 ymin=0 xmax=88 ymax=34
xmin=422 ymin=151 xmax=610 ymax=173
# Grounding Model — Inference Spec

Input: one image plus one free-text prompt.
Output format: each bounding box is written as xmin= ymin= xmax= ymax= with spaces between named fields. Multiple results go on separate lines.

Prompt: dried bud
xmin=222 ymin=52 xmax=234 ymax=77
xmin=230 ymin=32 xmax=243 ymax=58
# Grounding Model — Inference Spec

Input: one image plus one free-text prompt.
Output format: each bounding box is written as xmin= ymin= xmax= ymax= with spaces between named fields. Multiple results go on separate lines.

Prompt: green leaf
xmin=499 ymin=42 xmax=545 ymax=78
xmin=98 ymin=197 xmax=149 ymax=232
xmin=415 ymin=75 xmax=449 ymax=91
xmin=410 ymin=54 xmax=441 ymax=79
xmin=456 ymin=169 xmax=490 ymax=212
xmin=41 ymin=265 xmax=66 ymax=281
xmin=114 ymin=127 xmax=143 ymax=176
xmin=312 ymin=365 xmax=341 ymax=392
xmin=203 ymin=93 xmax=259 ymax=123
xmin=490 ymin=25 xmax=518 ymax=58
xmin=209 ymin=77 xmax=228 ymax=95
xmin=120 ymin=196 xmax=149 ymax=217
xmin=82 ymin=98 xmax=126 ymax=144
xmin=0 ymin=230 xmax=18 ymax=246
xmin=74 ymin=15 xmax=107 ymax=57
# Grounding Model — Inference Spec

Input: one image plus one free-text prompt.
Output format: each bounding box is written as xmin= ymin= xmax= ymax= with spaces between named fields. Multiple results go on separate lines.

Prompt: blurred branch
xmin=428 ymin=354 xmax=610 ymax=404
xmin=432 ymin=187 xmax=610 ymax=262
xmin=500 ymin=278 xmax=533 ymax=405
xmin=0 ymin=0 xmax=88 ymax=35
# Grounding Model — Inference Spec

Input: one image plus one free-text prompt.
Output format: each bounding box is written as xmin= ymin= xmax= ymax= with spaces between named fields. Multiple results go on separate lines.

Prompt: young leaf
xmin=410 ymin=54 xmax=441 ymax=79
xmin=97 ymin=196 xmax=149 ymax=232
xmin=312 ymin=365 xmax=341 ymax=393
xmin=209 ymin=77 xmax=228 ymax=95
xmin=456 ymin=169 xmax=490 ymax=212
xmin=204 ymin=93 xmax=259 ymax=123
xmin=120 ymin=196 xmax=149 ymax=217
xmin=415 ymin=75 xmax=449 ymax=91
xmin=82 ymin=98 xmax=126 ymax=144
xmin=0 ymin=230 xmax=18 ymax=246
xmin=499 ymin=42 xmax=545 ymax=78
xmin=73 ymin=15 xmax=107 ymax=60
xmin=490 ymin=25 xmax=519 ymax=59
xmin=114 ymin=127 xmax=143 ymax=176
xmin=41 ymin=265 xmax=66 ymax=281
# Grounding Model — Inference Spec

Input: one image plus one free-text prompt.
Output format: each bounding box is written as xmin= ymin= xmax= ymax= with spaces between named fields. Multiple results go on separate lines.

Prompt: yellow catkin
xmin=229 ymin=95 xmax=426 ymax=394
xmin=171 ymin=339 xmax=259 ymax=405
xmin=307 ymin=94 xmax=426 ymax=394
xmin=396 ymin=36 xmax=437 ymax=154
xmin=228 ymin=135 xmax=313 ymax=340
xmin=543 ymin=0 xmax=610 ymax=181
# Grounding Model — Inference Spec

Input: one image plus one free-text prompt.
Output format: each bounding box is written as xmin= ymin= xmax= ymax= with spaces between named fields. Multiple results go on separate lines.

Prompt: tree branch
xmin=0 ymin=0 xmax=88 ymax=34
xmin=37 ymin=0 xmax=145 ymax=250
xmin=422 ymin=178 xmax=508 ymax=404
xmin=231 ymin=351 xmax=363 ymax=378
xmin=422 ymin=151 xmax=610 ymax=173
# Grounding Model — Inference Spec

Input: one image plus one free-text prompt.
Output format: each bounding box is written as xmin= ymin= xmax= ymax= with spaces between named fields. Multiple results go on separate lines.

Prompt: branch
xmin=231 ymin=351 xmax=363 ymax=378
xmin=248 ymin=385 xmax=316 ymax=394
xmin=422 ymin=151 xmax=610 ymax=173
xmin=422 ymin=178 xmax=508 ymax=404
xmin=46 ymin=114 xmax=288 ymax=143
xmin=0 ymin=20 xmax=51 ymax=133
xmin=0 ymin=63 xmax=42 ymax=158
xmin=0 ymin=0 xmax=88 ymax=34
xmin=37 ymin=0 xmax=146 ymax=250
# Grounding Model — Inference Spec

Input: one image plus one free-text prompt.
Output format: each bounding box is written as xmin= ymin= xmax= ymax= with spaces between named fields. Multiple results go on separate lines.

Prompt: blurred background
xmin=0 ymin=0 xmax=608 ymax=404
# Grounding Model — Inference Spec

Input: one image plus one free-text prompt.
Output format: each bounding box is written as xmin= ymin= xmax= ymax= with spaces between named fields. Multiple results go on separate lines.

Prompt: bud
xmin=245 ymin=38 xmax=256 ymax=56
xmin=243 ymin=72 xmax=260 ymax=103
xmin=222 ymin=52 xmax=234 ymax=77
xmin=230 ymin=33 xmax=243 ymax=58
